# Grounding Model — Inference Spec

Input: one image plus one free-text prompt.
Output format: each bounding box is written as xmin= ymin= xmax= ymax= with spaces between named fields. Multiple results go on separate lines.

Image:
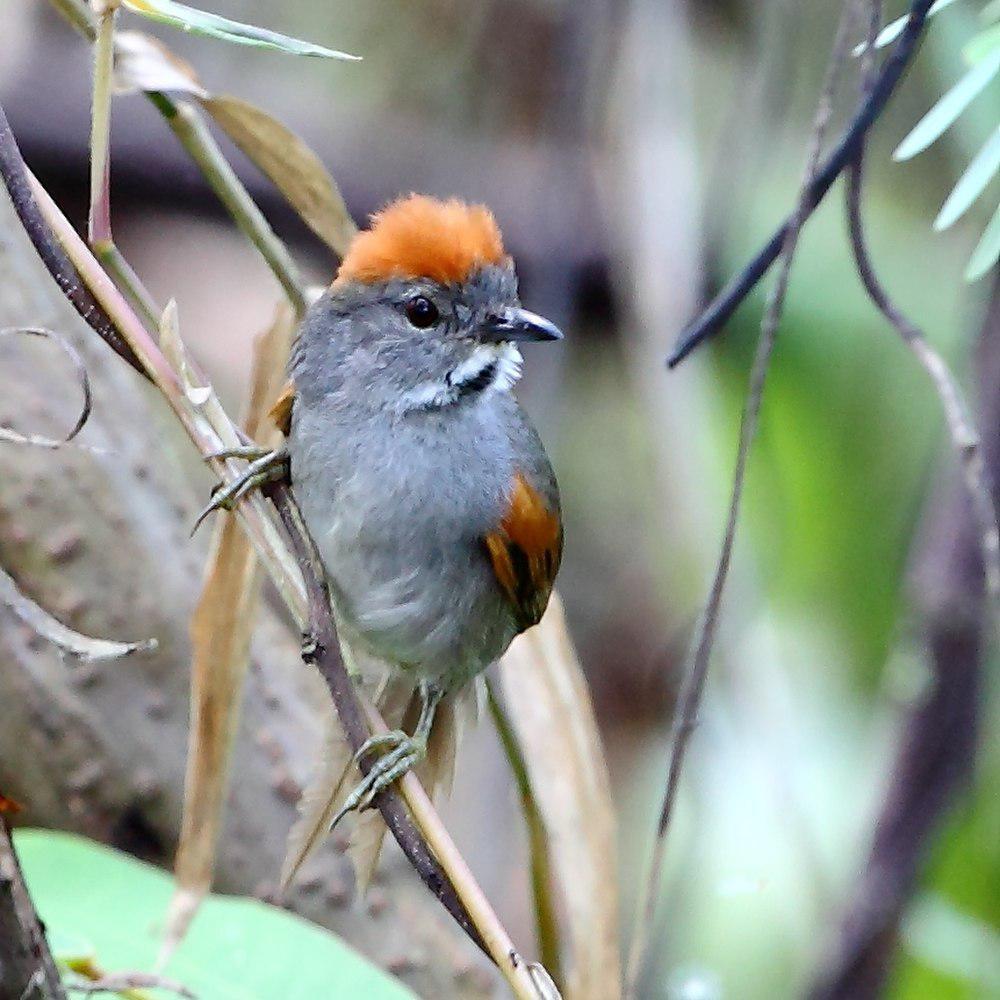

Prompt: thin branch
xmin=0 ymin=814 xmax=68 ymax=1000
xmin=667 ymin=0 xmax=936 ymax=368
xmin=0 ymin=103 xmax=551 ymax=998
xmin=0 ymin=108 xmax=145 ymax=377
xmin=268 ymin=486 xmax=550 ymax=999
xmin=844 ymin=27 xmax=1000 ymax=605
xmin=625 ymin=4 xmax=862 ymax=994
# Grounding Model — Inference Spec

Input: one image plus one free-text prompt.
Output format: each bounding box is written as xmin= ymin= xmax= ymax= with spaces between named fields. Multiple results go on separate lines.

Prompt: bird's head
xmin=295 ymin=194 xmax=562 ymax=416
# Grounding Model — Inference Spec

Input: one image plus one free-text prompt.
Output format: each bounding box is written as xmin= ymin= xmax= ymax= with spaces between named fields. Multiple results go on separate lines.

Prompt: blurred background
xmin=2 ymin=1 xmax=998 ymax=997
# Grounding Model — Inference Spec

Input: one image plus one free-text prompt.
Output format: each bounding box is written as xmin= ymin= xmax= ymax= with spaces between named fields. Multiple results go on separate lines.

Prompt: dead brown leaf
xmin=499 ymin=591 xmax=622 ymax=1000
xmin=200 ymin=95 xmax=358 ymax=257
xmin=160 ymin=304 xmax=293 ymax=964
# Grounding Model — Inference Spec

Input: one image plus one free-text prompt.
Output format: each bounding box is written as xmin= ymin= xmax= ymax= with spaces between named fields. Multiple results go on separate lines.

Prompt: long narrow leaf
xmin=854 ymin=0 xmax=961 ymax=56
xmin=965 ymin=199 xmax=1000 ymax=279
xmin=935 ymin=126 xmax=1000 ymax=229
xmin=121 ymin=0 xmax=360 ymax=60
xmin=160 ymin=305 xmax=293 ymax=965
xmin=894 ymin=50 xmax=1000 ymax=160
xmin=963 ymin=23 xmax=1000 ymax=63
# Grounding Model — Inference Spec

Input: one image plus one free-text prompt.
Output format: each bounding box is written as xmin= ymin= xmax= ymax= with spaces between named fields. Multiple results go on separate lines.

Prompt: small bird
xmin=266 ymin=194 xmax=564 ymax=883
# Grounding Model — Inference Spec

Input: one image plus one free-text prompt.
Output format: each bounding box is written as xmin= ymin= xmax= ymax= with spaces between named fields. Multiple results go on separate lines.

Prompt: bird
xmin=208 ymin=194 xmax=564 ymax=886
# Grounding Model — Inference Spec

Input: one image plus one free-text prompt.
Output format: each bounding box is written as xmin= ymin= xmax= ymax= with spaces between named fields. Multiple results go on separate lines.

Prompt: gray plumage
xmin=287 ymin=263 xmax=559 ymax=693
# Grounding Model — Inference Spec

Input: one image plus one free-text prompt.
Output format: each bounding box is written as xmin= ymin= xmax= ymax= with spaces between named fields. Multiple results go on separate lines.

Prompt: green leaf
xmin=854 ymin=0 xmax=961 ymax=56
xmin=15 ymin=829 xmax=416 ymax=999
xmin=894 ymin=50 xmax=1000 ymax=161
xmin=964 ymin=199 xmax=1000 ymax=280
xmin=963 ymin=22 xmax=1000 ymax=63
xmin=121 ymin=0 xmax=360 ymax=60
xmin=935 ymin=125 xmax=1000 ymax=229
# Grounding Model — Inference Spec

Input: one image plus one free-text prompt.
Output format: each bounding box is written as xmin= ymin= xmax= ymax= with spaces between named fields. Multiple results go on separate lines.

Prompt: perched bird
xmin=245 ymin=194 xmax=563 ymax=884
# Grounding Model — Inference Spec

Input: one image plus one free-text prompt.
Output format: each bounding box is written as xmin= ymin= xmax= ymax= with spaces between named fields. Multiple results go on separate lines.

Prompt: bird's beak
xmin=480 ymin=308 xmax=563 ymax=344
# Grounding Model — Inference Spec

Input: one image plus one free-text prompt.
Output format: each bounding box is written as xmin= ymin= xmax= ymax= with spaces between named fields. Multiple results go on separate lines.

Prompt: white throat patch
xmin=401 ymin=343 xmax=522 ymax=412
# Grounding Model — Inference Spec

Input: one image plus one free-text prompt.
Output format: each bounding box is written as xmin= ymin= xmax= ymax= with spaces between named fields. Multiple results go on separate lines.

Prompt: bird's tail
xmin=280 ymin=635 xmax=482 ymax=893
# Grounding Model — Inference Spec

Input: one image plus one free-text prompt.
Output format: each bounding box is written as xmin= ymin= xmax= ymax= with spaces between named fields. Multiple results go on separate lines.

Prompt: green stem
xmin=89 ymin=2 xmax=115 ymax=246
xmin=94 ymin=241 xmax=161 ymax=328
xmin=487 ymin=679 xmax=563 ymax=990
xmin=147 ymin=94 xmax=307 ymax=316
xmin=51 ymin=0 xmax=308 ymax=318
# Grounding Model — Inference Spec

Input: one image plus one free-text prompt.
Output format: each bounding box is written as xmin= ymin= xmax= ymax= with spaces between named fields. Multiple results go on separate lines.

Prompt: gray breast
xmin=289 ymin=392 xmax=527 ymax=688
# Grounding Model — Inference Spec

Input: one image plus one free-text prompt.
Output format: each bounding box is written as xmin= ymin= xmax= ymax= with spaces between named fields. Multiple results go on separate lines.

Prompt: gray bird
xmin=211 ymin=195 xmax=563 ymax=884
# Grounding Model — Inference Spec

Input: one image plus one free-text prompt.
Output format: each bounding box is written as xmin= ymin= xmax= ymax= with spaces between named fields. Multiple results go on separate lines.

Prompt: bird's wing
xmin=483 ymin=470 xmax=563 ymax=632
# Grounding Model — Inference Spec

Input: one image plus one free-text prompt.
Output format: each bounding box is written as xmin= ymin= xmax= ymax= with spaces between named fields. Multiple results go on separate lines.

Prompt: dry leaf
xmin=0 ymin=564 xmax=156 ymax=661
xmin=200 ymin=95 xmax=358 ymax=256
xmin=112 ymin=30 xmax=207 ymax=98
xmin=160 ymin=304 xmax=293 ymax=964
xmin=499 ymin=592 xmax=622 ymax=1000
xmin=0 ymin=792 xmax=24 ymax=815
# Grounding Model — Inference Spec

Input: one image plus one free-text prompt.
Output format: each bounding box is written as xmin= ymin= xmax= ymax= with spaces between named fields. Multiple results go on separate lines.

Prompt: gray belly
xmin=289 ymin=403 xmax=521 ymax=689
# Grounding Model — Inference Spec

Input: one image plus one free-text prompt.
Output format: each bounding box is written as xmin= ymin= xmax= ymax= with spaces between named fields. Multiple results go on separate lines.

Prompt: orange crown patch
xmin=334 ymin=194 xmax=507 ymax=287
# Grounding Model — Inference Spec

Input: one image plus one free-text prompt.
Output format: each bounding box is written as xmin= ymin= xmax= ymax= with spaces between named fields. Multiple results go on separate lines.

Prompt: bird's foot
xmin=192 ymin=446 xmax=289 ymax=534
xmin=329 ymin=730 xmax=427 ymax=831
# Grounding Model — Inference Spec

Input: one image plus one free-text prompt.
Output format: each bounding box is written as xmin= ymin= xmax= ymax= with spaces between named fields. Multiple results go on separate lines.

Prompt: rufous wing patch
xmin=484 ymin=471 xmax=562 ymax=631
xmin=334 ymin=194 xmax=507 ymax=287
xmin=268 ymin=379 xmax=296 ymax=436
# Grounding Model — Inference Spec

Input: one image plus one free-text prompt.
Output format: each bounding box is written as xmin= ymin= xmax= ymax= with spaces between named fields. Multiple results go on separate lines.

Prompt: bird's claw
xmin=191 ymin=446 xmax=289 ymax=535
xmin=330 ymin=730 xmax=426 ymax=831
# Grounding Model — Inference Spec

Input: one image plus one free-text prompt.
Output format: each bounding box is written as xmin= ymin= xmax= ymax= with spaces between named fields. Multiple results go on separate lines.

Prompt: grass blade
xmin=499 ymin=593 xmax=621 ymax=1000
xmin=965 ymin=198 xmax=1000 ymax=279
xmin=894 ymin=50 xmax=1000 ymax=160
xmin=935 ymin=125 xmax=1000 ymax=229
xmin=121 ymin=0 xmax=360 ymax=60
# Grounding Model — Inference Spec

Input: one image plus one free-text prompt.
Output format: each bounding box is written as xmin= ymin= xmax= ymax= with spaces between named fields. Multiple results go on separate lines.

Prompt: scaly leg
xmin=329 ymin=680 xmax=444 ymax=831
xmin=191 ymin=446 xmax=289 ymax=534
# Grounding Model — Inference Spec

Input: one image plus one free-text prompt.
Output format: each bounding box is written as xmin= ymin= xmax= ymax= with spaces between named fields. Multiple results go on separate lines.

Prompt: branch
xmin=266 ymin=483 xmax=485 ymax=953
xmin=844 ymin=112 xmax=1000 ymax=606
xmin=0 ymin=102 xmax=549 ymax=1000
xmin=667 ymin=0 xmax=935 ymax=368
xmin=0 ymin=813 xmax=68 ymax=1000
xmin=625 ymin=3 xmax=862 ymax=994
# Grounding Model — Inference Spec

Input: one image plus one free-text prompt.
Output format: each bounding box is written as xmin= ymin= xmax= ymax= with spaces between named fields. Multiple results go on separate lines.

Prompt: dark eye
xmin=404 ymin=295 xmax=439 ymax=328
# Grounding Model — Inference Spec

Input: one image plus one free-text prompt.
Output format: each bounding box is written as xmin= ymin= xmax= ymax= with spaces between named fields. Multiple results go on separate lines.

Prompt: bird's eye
xmin=404 ymin=296 xmax=439 ymax=328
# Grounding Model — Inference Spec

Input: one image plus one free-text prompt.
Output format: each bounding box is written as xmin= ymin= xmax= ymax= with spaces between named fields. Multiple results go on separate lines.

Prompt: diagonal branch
xmin=0 ymin=813 xmax=68 ymax=1000
xmin=0 ymin=102 xmax=552 ymax=997
xmin=667 ymin=0 xmax=936 ymax=368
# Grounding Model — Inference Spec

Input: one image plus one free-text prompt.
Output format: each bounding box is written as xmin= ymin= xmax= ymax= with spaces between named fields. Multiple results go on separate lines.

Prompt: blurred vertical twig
xmin=0 ymin=814 xmax=67 ymax=1000
xmin=846 ymin=0 xmax=1000 ymax=607
xmin=487 ymin=681 xmax=562 ymax=985
xmin=624 ymin=3 xmax=863 ymax=994
xmin=808 ymin=272 xmax=999 ymax=1000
